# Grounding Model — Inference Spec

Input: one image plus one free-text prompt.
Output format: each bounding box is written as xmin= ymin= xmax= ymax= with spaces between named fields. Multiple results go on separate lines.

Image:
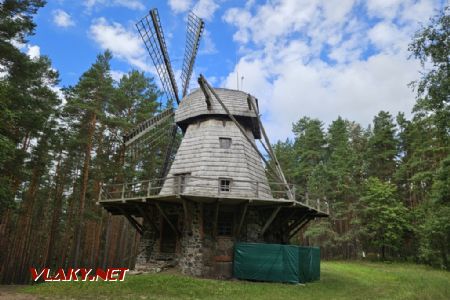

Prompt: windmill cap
xmin=175 ymin=88 xmax=261 ymax=138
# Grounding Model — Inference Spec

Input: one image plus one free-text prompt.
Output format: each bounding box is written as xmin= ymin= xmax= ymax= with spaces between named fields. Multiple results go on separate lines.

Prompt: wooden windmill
xmin=99 ymin=8 xmax=328 ymax=278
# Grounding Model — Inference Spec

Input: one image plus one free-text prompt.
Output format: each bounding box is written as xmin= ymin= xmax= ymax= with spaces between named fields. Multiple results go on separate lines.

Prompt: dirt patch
xmin=0 ymin=285 xmax=38 ymax=300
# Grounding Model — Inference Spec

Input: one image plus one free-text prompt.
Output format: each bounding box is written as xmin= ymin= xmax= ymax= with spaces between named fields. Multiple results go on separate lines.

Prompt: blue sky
xmin=28 ymin=0 xmax=240 ymax=87
xmin=25 ymin=0 xmax=446 ymax=141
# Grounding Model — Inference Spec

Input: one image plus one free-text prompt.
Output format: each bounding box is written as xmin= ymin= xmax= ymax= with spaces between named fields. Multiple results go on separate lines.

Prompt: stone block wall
xmin=179 ymin=201 xmax=205 ymax=276
xmin=135 ymin=202 xmax=288 ymax=278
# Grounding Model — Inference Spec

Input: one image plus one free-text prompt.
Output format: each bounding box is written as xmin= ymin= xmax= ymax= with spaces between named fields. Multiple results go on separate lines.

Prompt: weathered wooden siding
xmin=175 ymin=88 xmax=258 ymax=123
xmin=160 ymin=118 xmax=272 ymax=199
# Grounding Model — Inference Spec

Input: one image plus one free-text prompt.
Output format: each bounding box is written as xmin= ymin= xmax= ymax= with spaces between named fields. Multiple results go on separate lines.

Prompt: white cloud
xmin=222 ymin=0 xmax=441 ymax=141
xmin=110 ymin=70 xmax=126 ymax=82
xmin=199 ymin=29 xmax=217 ymax=54
xmin=27 ymin=45 xmax=40 ymax=59
xmin=368 ymin=21 xmax=407 ymax=53
xmin=89 ymin=18 xmax=149 ymax=71
xmin=168 ymin=0 xmax=192 ymax=13
xmin=193 ymin=0 xmax=219 ymax=21
xmin=114 ymin=0 xmax=145 ymax=10
xmin=169 ymin=0 xmax=219 ymax=21
xmin=52 ymin=9 xmax=75 ymax=28
xmin=84 ymin=0 xmax=145 ymax=11
xmin=365 ymin=0 xmax=403 ymax=20
xmin=400 ymin=0 xmax=436 ymax=24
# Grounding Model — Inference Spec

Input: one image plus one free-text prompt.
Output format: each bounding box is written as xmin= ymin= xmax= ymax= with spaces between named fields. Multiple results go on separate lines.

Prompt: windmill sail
xmin=136 ymin=9 xmax=180 ymax=104
xmin=124 ymin=107 xmax=174 ymax=148
xmin=133 ymin=9 xmax=204 ymax=177
xmin=124 ymin=108 xmax=175 ymax=160
xmin=181 ymin=12 xmax=205 ymax=98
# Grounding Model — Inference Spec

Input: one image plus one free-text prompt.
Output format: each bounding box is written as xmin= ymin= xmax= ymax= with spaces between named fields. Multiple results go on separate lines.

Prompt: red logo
xmin=30 ymin=268 xmax=129 ymax=282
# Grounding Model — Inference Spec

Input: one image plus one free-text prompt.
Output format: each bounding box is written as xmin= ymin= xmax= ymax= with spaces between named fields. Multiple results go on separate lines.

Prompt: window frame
xmin=218 ymin=177 xmax=232 ymax=192
xmin=219 ymin=137 xmax=232 ymax=149
xmin=174 ymin=173 xmax=190 ymax=193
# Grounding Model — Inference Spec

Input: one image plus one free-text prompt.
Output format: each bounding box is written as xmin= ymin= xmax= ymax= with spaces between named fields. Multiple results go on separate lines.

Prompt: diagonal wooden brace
xmin=261 ymin=206 xmax=282 ymax=236
xmin=155 ymin=203 xmax=180 ymax=236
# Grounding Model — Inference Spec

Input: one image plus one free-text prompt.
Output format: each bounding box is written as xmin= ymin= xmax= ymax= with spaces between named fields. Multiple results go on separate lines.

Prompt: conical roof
xmin=175 ymin=88 xmax=259 ymax=121
xmin=175 ymin=88 xmax=261 ymax=138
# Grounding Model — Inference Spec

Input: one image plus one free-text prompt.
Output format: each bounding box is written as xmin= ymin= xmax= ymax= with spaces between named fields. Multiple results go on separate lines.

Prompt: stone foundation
xmin=135 ymin=202 xmax=289 ymax=278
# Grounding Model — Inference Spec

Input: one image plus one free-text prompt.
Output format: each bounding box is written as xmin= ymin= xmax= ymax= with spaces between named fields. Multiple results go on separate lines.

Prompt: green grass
xmin=21 ymin=261 xmax=450 ymax=300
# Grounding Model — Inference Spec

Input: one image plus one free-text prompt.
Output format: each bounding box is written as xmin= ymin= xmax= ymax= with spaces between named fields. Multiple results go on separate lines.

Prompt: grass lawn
xmin=19 ymin=261 xmax=450 ymax=300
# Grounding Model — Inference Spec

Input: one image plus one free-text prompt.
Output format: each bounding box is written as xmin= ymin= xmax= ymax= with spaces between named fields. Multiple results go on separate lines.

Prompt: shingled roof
xmin=175 ymin=88 xmax=259 ymax=123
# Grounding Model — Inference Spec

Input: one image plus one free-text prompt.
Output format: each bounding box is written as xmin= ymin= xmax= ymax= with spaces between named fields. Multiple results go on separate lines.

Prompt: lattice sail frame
xmin=124 ymin=108 xmax=175 ymax=160
xmin=136 ymin=9 xmax=180 ymax=105
xmin=129 ymin=8 xmax=204 ymax=175
xmin=181 ymin=12 xmax=205 ymax=97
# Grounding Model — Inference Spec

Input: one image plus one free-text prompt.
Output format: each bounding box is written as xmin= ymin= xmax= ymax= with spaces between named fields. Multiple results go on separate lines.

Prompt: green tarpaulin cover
xmin=233 ymin=243 xmax=320 ymax=283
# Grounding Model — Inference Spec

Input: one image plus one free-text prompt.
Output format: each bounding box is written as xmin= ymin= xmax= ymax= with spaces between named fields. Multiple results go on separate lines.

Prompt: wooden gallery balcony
xmin=97 ymin=175 xmax=329 ymax=220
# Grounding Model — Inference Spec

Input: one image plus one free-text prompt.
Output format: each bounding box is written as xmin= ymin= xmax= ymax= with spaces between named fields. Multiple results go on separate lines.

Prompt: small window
xmin=218 ymin=212 xmax=233 ymax=236
xmin=219 ymin=137 xmax=232 ymax=149
xmin=219 ymin=178 xmax=232 ymax=192
xmin=175 ymin=173 xmax=190 ymax=193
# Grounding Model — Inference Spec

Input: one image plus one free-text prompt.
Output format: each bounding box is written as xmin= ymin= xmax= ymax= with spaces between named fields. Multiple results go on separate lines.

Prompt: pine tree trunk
xmin=102 ymin=213 xmax=112 ymax=268
xmin=45 ymin=155 xmax=66 ymax=267
xmin=74 ymin=112 xmax=97 ymax=266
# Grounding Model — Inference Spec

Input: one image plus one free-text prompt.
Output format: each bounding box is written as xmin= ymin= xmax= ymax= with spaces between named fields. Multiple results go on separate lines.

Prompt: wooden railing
xmin=98 ymin=175 xmax=329 ymax=214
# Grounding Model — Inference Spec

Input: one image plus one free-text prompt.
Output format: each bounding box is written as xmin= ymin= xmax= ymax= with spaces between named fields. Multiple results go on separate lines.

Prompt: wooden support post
xmin=181 ymin=197 xmax=192 ymax=234
xmin=236 ymin=202 xmax=249 ymax=237
xmin=135 ymin=205 xmax=159 ymax=233
xmin=121 ymin=183 xmax=125 ymax=199
xmin=289 ymin=217 xmax=311 ymax=240
xmin=261 ymin=206 xmax=282 ymax=236
xmin=118 ymin=208 xmax=143 ymax=235
xmin=287 ymin=214 xmax=309 ymax=232
xmin=213 ymin=201 xmax=220 ymax=238
xmin=155 ymin=203 xmax=180 ymax=236
xmin=280 ymin=209 xmax=299 ymax=228
xmin=199 ymin=202 xmax=204 ymax=239
xmin=147 ymin=181 xmax=152 ymax=197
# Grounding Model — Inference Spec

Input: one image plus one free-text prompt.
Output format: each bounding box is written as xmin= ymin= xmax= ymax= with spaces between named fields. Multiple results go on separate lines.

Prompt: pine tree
xmin=63 ymin=51 xmax=114 ymax=266
xmin=366 ymin=111 xmax=398 ymax=181
xmin=292 ymin=117 xmax=326 ymax=196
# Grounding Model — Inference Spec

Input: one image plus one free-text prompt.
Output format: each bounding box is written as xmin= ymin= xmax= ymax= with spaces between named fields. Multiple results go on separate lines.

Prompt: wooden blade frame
xmin=160 ymin=124 xmax=179 ymax=178
xmin=136 ymin=9 xmax=180 ymax=104
xmin=180 ymin=11 xmax=205 ymax=98
xmin=124 ymin=107 xmax=174 ymax=147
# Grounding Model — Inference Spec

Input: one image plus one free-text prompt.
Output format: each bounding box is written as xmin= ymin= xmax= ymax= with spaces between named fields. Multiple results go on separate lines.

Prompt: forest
xmin=0 ymin=1 xmax=448 ymax=284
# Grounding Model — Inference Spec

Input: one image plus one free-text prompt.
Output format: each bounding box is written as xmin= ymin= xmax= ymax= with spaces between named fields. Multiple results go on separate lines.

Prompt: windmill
xmin=99 ymin=8 xmax=328 ymax=278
